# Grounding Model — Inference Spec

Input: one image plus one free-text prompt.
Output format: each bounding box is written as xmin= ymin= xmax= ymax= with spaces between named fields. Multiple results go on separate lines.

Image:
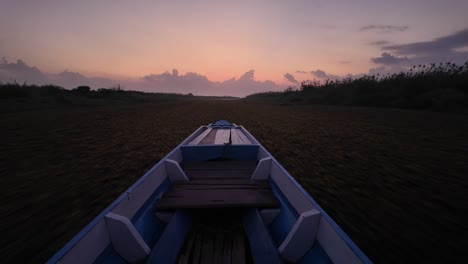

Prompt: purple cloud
xmin=0 ymin=58 xmax=48 ymax=84
xmin=371 ymin=52 xmax=409 ymax=65
xmin=360 ymin=24 xmax=409 ymax=33
xmin=372 ymin=28 xmax=468 ymax=66
xmin=310 ymin=70 xmax=339 ymax=80
xmin=383 ymin=28 xmax=468 ymax=56
xmin=369 ymin=40 xmax=391 ymax=46
xmin=284 ymin=73 xmax=299 ymax=83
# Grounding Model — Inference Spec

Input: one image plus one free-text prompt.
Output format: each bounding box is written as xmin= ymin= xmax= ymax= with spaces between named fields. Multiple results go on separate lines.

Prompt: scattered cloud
xmin=382 ymin=28 xmax=468 ymax=56
xmin=371 ymin=28 xmax=468 ymax=66
xmin=360 ymin=24 xmax=409 ymax=33
xmin=310 ymin=70 xmax=340 ymax=80
xmin=239 ymin=70 xmax=255 ymax=81
xmin=339 ymin=60 xmax=351 ymax=64
xmin=0 ymin=58 xmax=48 ymax=84
xmin=296 ymin=69 xmax=340 ymax=80
xmin=217 ymin=70 xmax=281 ymax=96
xmin=369 ymin=40 xmax=391 ymax=46
xmin=0 ymin=58 xmax=284 ymax=97
xmin=142 ymin=70 xmax=215 ymax=95
xmin=371 ymin=52 xmax=409 ymax=65
xmin=53 ymin=70 xmax=92 ymax=87
xmin=0 ymin=58 xmax=117 ymax=88
xmin=123 ymin=69 xmax=284 ymax=96
xmin=284 ymin=73 xmax=299 ymax=83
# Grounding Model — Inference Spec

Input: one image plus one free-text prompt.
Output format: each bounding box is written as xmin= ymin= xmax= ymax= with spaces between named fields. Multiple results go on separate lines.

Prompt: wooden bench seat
xmin=157 ymin=179 xmax=278 ymax=209
xmin=183 ymin=160 xmax=257 ymax=171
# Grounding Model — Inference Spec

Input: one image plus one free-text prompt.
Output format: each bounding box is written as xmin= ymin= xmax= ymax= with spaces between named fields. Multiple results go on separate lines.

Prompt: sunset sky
xmin=1 ymin=0 xmax=468 ymax=96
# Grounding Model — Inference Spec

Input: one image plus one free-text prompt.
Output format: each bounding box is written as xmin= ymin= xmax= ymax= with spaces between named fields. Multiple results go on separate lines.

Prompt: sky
xmin=1 ymin=0 xmax=468 ymax=96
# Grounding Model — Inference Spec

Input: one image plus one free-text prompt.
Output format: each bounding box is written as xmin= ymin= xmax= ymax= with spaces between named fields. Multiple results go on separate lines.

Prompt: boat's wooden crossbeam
xmin=157 ymin=179 xmax=278 ymax=209
xmin=183 ymin=160 xmax=257 ymax=171
xmin=184 ymin=170 xmax=253 ymax=180
xmin=183 ymin=160 xmax=256 ymax=180
xmin=157 ymin=160 xmax=277 ymax=209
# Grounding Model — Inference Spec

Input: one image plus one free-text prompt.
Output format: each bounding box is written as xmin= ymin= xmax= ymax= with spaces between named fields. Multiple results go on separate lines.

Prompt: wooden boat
xmin=48 ymin=120 xmax=372 ymax=264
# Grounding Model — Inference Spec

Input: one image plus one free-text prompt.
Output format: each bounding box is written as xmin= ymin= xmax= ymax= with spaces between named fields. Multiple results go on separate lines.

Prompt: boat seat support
xmin=251 ymin=157 xmax=272 ymax=180
xmin=278 ymin=209 xmax=321 ymax=262
xmin=165 ymin=159 xmax=189 ymax=182
xmin=104 ymin=212 xmax=151 ymax=263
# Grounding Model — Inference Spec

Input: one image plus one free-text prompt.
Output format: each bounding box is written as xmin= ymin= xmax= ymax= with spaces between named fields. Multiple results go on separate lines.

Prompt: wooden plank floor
xmin=176 ymin=211 xmax=251 ymax=264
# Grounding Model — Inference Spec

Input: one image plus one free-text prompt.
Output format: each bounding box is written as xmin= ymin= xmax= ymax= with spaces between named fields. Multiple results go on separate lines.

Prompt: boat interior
xmin=50 ymin=121 xmax=368 ymax=264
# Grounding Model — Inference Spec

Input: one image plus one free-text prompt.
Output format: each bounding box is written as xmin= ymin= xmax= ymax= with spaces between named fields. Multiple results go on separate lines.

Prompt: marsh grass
xmin=1 ymin=101 xmax=467 ymax=263
xmin=247 ymin=61 xmax=468 ymax=112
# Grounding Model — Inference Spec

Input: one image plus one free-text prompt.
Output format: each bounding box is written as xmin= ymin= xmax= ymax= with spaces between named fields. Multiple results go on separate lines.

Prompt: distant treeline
xmin=246 ymin=62 xmax=468 ymax=112
xmin=0 ymin=83 xmax=238 ymax=112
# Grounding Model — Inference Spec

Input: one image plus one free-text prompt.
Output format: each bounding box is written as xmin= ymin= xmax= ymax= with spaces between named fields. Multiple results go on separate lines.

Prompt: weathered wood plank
xmin=214 ymin=129 xmax=231 ymax=144
xmin=213 ymin=231 xmax=224 ymax=264
xmin=230 ymin=129 xmax=245 ymax=144
xmin=164 ymin=188 xmax=274 ymax=196
xmin=178 ymin=229 xmax=196 ymax=264
xmin=174 ymin=185 xmax=270 ymax=190
xmin=201 ymin=230 xmax=214 ymax=264
xmin=222 ymin=232 xmax=232 ymax=264
xmin=192 ymin=232 xmax=203 ymax=264
xmin=183 ymin=160 xmax=257 ymax=171
xmin=157 ymin=189 xmax=278 ymax=209
xmin=185 ymin=170 xmax=254 ymax=180
xmin=231 ymin=230 xmax=246 ymax=264
xmin=175 ymin=179 xmax=268 ymax=185
xmin=200 ymin=129 xmax=217 ymax=145
xmin=233 ymin=129 xmax=252 ymax=144
xmin=189 ymin=128 xmax=213 ymax=145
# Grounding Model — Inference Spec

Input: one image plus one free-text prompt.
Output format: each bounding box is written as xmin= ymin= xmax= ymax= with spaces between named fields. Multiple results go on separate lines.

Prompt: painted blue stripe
xmin=243 ymin=209 xmax=283 ymax=264
xmin=269 ymin=179 xmax=332 ymax=263
xmin=268 ymin=179 xmax=299 ymax=246
xmin=93 ymin=245 xmax=127 ymax=264
xmin=132 ymin=178 xmax=171 ymax=247
xmin=298 ymin=242 xmax=333 ymax=264
xmin=47 ymin=127 xmax=205 ymax=263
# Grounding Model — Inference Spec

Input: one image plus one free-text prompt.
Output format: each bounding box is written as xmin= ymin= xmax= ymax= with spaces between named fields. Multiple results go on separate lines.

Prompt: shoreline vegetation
xmin=0 ymin=83 xmax=238 ymax=112
xmin=1 ymin=61 xmax=467 ymax=113
xmin=246 ymin=61 xmax=468 ymax=113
